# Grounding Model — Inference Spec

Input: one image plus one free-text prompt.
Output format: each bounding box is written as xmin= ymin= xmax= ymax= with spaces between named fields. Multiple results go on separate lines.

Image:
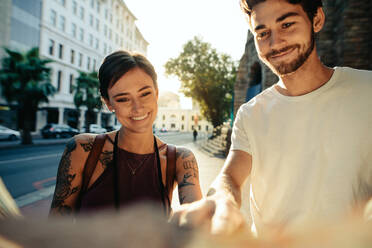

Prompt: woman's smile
xmin=130 ymin=113 xmax=149 ymax=121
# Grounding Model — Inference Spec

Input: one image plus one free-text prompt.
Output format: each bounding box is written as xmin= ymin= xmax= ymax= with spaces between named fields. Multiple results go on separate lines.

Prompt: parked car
xmin=41 ymin=124 xmax=79 ymax=139
xmin=0 ymin=125 xmax=20 ymax=141
xmin=160 ymin=127 xmax=168 ymax=133
xmin=80 ymin=124 xmax=107 ymax=134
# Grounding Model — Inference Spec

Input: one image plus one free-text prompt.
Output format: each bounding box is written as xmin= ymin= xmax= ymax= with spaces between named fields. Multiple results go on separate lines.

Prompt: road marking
xmin=0 ymin=153 xmax=62 ymax=165
xmin=15 ymin=185 xmax=55 ymax=207
xmin=33 ymin=177 xmax=56 ymax=190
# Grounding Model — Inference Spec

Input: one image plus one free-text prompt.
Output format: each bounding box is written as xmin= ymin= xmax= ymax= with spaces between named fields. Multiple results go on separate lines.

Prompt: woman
xmin=49 ymin=51 xmax=202 ymax=216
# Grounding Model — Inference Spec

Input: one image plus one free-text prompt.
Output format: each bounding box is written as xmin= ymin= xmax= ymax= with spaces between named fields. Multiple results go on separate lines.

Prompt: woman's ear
xmin=102 ymin=97 xmax=114 ymax=112
xmin=313 ymin=7 xmax=325 ymax=33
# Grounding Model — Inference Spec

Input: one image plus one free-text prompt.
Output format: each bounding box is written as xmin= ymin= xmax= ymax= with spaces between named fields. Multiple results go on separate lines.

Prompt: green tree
xmin=0 ymin=47 xmax=55 ymax=144
xmin=165 ymin=37 xmax=236 ymax=127
xmin=73 ymin=71 xmax=102 ymax=132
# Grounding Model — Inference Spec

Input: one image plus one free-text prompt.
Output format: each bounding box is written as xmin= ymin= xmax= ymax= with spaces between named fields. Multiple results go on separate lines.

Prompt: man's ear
xmin=313 ymin=7 xmax=325 ymax=33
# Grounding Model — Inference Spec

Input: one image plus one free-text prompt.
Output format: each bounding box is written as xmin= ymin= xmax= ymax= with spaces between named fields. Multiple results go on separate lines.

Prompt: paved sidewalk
xmin=17 ymin=142 xmax=251 ymax=222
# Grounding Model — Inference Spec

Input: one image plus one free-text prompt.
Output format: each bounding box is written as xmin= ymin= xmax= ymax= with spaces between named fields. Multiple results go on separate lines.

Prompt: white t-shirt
xmin=231 ymin=67 xmax=372 ymax=235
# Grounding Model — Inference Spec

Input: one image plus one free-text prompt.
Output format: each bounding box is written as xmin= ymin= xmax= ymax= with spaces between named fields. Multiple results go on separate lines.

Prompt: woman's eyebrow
xmin=113 ymin=92 xmax=129 ymax=98
xmin=113 ymin=86 xmax=152 ymax=98
xmin=138 ymin=85 xmax=151 ymax=92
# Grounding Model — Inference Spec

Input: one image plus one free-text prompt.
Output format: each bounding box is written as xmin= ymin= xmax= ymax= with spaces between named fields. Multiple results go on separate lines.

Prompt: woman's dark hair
xmin=98 ymin=50 xmax=158 ymax=100
xmin=240 ymin=0 xmax=323 ymax=22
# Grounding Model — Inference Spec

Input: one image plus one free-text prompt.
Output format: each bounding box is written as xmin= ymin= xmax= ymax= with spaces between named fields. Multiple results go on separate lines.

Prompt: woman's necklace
xmin=112 ymin=130 xmax=167 ymax=212
xmin=125 ymin=155 xmax=150 ymax=175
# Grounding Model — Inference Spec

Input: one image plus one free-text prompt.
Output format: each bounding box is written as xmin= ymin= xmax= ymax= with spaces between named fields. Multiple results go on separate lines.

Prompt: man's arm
xmin=171 ymin=149 xmax=252 ymax=235
xmin=207 ymin=149 xmax=252 ymax=207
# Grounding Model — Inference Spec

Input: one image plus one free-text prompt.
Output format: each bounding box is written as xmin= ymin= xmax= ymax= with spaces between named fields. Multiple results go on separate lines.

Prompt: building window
xmin=171 ymin=123 xmax=176 ymax=128
xmin=115 ymin=33 xmax=118 ymax=45
xmin=206 ymin=126 xmax=209 ymax=131
xmin=162 ymin=124 xmax=165 ymax=128
xmin=104 ymin=9 xmax=108 ymax=20
xmin=72 ymin=23 xmax=76 ymax=37
xmin=96 ymin=2 xmax=100 ymax=13
xmin=72 ymin=1 xmax=77 ymax=15
xmin=59 ymin=15 xmax=65 ymax=31
xmin=162 ymin=115 xmax=165 ymax=120
xmin=69 ymin=74 xmax=74 ymax=94
xmin=89 ymin=14 xmax=93 ymax=26
xmin=104 ymin=43 xmax=107 ymax=54
xmin=198 ymin=125 xmax=201 ymax=131
xmin=78 ymin=53 xmax=83 ymax=67
xmin=181 ymin=124 xmax=184 ymax=130
xmin=57 ymin=70 xmax=62 ymax=92
xmin=79 ymin=6 xmax=84 ymax=20
xmin=191 ymin=125 xmax=194 ymax=130
xmin=79 ymin=28 xmax=84 ymax=41
xmin=89 ymin=34 xmax=93 ymax=46
xmin=58 ymin=44 xmax=63 ymax=59
xmin=90 ymin=0 xmax=94 ymax=8
xmin=182 ymin=115 xmax=184 ymax=121
xmin=109 ymin=29 xmax=112 ymax=39
xmin=95 ymin=18 xmax=99 ymax=31
xmin=104 ymin=25 xmax=107 ymax=37
xmin=70 ymin=49 xmax=75 ymax=64
xmin=95 ymin=39 xmax=99 ymax=49
xmin=58 ymin=0 xmax=66 ymax=7
xmin=192 ymin=116 xmax=194 ymax=121
xmin=110 ymin=13 xmax=113 ymax=23
xmin=93 ymin=59 xmax=96 ymax=70
xmin=87 ymin=57 xmax=91 ymax=70
xmin=48 ymin=39 xmax=55 ymax=55
xmin=50 ymin=9 xmax=57 ymax=26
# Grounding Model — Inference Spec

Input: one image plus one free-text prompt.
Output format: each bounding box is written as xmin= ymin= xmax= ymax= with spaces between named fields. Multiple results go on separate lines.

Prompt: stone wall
xmin=234 ymin=0 xmax=372 ymax=115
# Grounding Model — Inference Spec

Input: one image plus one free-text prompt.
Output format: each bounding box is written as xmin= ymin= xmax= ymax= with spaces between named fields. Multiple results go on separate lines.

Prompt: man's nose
xmin=269 ymin=31 xmax=285 ymax=49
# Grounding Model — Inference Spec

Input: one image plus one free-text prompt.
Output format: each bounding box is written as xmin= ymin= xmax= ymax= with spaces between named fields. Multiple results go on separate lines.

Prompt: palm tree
xmin=0 ymin=47 xmax=55 ymax=144
xmin=73 ymin=71 xmax=102 ymax=133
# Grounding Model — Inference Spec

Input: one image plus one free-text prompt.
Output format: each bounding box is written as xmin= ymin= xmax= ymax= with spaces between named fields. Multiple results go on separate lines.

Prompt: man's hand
xmin=170 ymin=194 xmax=246 ymax=235
xmin=170 ymin=150 xmax=252 ymax=235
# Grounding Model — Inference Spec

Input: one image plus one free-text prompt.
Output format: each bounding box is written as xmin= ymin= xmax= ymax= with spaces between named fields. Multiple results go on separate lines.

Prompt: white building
xmin=0 ymin=0 xmax=148 ymax=132
xmin=154 ymin=92 xmax=213 ymax=134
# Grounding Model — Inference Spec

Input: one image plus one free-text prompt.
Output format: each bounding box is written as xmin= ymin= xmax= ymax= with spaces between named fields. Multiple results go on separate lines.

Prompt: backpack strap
xmin=165 ymin=144 xmax=177 ymax=205
xmin=76 ymin=134 xmax=107 ymax=211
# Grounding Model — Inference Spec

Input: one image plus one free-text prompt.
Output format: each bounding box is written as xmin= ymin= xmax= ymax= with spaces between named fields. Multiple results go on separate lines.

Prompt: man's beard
xmin=264 ymin=31 xmax=315 ymax=76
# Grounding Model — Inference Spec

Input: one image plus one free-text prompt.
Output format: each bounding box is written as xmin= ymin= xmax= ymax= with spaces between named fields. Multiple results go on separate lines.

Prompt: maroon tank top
xmin=79 ymin=145 xmax=166 ymax=213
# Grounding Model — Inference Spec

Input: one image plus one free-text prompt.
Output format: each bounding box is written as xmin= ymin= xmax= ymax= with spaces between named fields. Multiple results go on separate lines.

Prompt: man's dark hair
xmin=240 ymin=0 xmax=323 ymax=22
xmin=98 ymin=50 xmax=158 ymax=100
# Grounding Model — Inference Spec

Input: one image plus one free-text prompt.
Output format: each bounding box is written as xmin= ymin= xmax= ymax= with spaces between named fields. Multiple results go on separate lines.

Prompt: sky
xmin=123 ymin=0 xmax=249 ymax=108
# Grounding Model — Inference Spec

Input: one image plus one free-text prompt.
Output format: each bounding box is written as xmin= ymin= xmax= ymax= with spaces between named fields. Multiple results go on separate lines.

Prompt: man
xmin=193 ymin=129 xmax=198 ymax=141
xmin=172 ymin=0 xmax=372 ymax=236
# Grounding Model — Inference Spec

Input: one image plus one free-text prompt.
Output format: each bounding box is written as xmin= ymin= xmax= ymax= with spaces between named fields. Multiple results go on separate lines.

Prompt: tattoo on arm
xmin=50 ymin=139 xmax=79 ymax=215
xmin=80 ymin=138 xmax=94 ymax=152
xmin=176 ymin=148 xmax=192 ymax=159
xmin=179 ymin=195 xmax=186 ymax=204
xmin=206 ymin=188 xmax=216 ymax=197
xmin=99 ymin=151 xmax=113 ymax=169
xmin=178 ymin=173 xmax=195 ymax=189
xmin=182 ymin=158 xmax=198 ymax=178
xmin=177 ymin=147 xmax=199 ymax=178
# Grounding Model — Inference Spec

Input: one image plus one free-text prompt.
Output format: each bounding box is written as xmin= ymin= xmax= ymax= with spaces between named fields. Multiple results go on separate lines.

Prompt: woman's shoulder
xmin=174 ymin=146 xmax=196 ymax=161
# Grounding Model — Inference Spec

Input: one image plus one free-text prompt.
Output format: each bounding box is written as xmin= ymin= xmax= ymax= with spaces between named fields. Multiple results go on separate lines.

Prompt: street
xmin=0 ymin=131 xmax=250 ymax=219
